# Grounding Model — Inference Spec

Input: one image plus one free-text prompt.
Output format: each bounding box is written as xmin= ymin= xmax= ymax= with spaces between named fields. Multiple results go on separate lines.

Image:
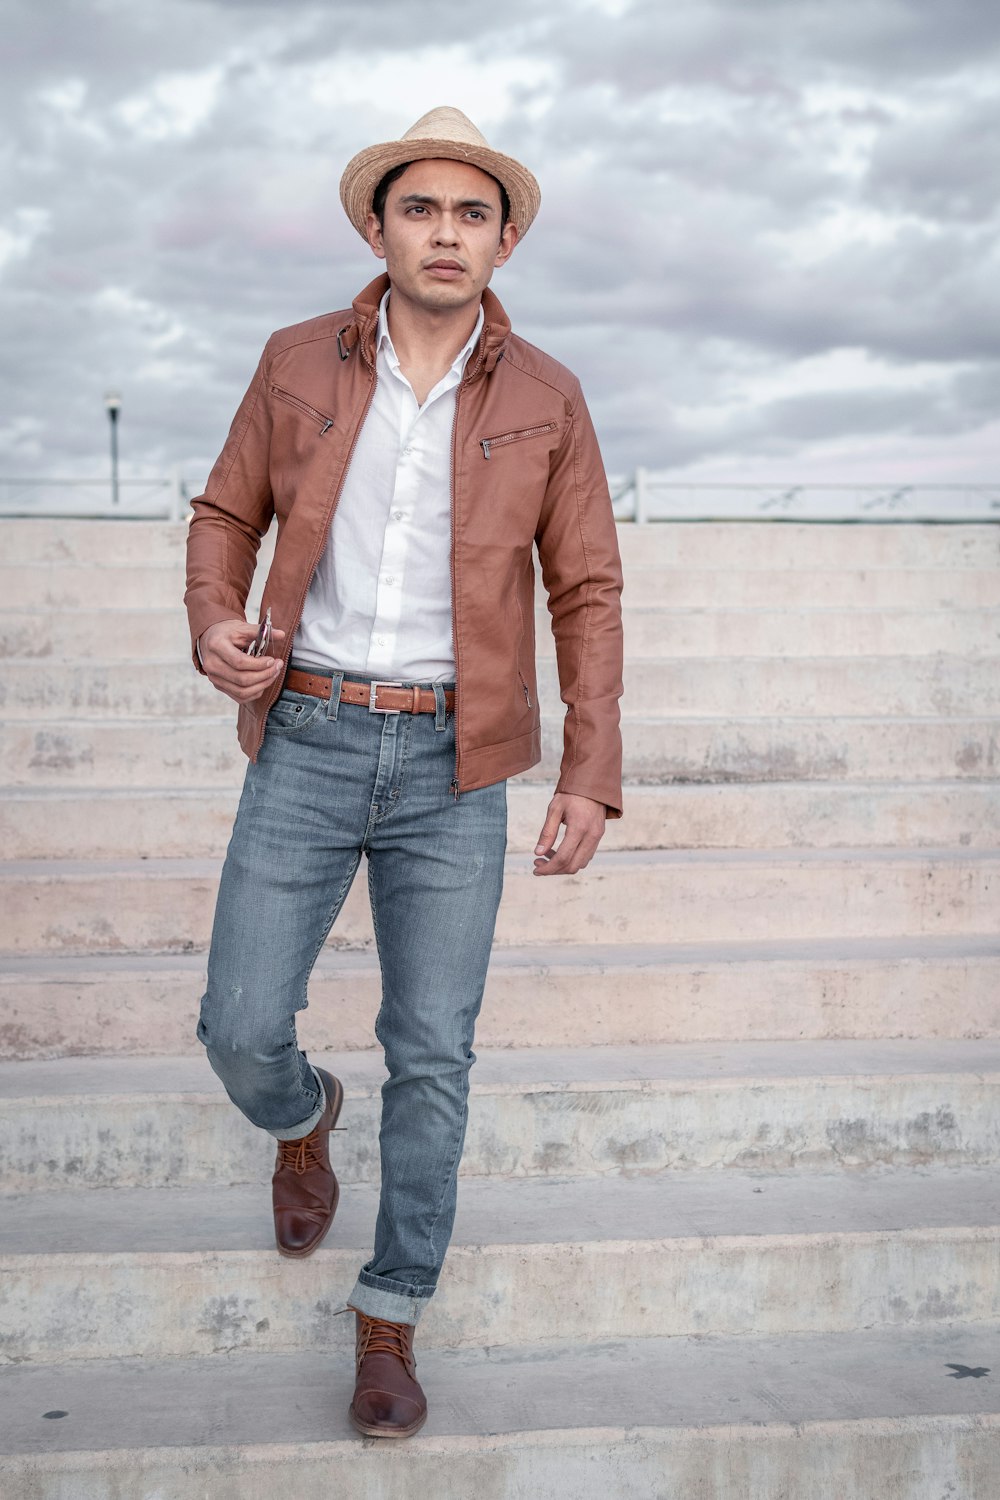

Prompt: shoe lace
xmin=276 ymin=1132 xmax=326 ymax=1175
xmin=336 ymin=1306 xmax=412 ymax=1366
xmin=361 ymin=1318 xmax=410 ymax=1361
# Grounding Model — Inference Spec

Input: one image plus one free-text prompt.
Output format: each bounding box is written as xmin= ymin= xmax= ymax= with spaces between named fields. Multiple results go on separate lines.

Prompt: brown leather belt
xmin=284 ymin=668 xmax=455 ymax=715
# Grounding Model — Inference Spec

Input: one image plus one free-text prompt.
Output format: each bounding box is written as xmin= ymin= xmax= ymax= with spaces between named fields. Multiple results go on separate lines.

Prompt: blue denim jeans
xmin=197 ymin=664 xmax=508 ymax=1325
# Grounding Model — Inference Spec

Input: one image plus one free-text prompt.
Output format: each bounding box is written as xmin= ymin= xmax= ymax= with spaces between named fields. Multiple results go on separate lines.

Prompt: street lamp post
xmin=104 ymin=391 xmax=121 ymax=508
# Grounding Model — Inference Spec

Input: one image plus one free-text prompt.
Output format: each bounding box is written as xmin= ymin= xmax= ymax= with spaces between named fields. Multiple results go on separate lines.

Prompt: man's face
xmin=366 ymin=158 xmax=518 ymax=314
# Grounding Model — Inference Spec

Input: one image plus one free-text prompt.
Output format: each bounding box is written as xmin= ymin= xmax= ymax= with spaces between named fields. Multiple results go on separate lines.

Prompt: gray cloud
xmin=1 ymin=0 xmax=999 ymax=490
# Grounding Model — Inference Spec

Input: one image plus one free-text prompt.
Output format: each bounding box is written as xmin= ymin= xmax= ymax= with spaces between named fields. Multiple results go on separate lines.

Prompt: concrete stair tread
xmin=6 ymin=780 xmax=999 ymax=860
xmin=10 ymin=602 xmax=999 ymax=614
xmin=3 ymin=1323 xmax=999 ymax=1457
xmin=6 ymin=936 xmax=998 ymax=1061
xmin=3 ymin=711 xmax=996 ymax=725
xmin=6 ymin=650 xmax=997 ymax=664
xmin=6 ymin=776 xmax=998 ymax=799
xmin=6 ymin=845 xmax=999 ymax=879
xmin=3 ymin=1165 xmax=999 ymax=1255
xmin=4 ymin=1037 xmax=1000 ymax=1102
xmin=4 ymin=930 xmax=998 ymax=977
xmin=5 ymin=847 xmax=997 ymax=953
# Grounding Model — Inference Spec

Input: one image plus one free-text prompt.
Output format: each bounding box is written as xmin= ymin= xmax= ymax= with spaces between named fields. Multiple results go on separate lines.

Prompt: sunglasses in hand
xmin=245 ymin=607 xmax=273 ymax=658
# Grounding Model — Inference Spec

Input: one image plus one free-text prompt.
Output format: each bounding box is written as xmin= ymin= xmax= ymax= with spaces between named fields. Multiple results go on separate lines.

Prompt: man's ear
xmin=365 ymin=211 xmax=387 ymax=261
xmin=494 ymin=221 xmax=519 ymax=269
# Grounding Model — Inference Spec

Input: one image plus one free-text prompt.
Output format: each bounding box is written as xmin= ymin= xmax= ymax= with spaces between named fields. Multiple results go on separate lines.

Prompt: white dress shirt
xmin=291 ymin=289 xmax=484 ymax=682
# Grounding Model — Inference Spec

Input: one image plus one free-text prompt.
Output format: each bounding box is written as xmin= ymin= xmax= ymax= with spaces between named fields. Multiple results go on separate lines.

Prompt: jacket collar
xmin=345 ymin=273 xmax=510 ymax=378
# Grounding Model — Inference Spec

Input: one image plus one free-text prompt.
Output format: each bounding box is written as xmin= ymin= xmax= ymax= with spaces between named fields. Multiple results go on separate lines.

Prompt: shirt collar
xmin=377 ymin=288 xmax=485 ymax=378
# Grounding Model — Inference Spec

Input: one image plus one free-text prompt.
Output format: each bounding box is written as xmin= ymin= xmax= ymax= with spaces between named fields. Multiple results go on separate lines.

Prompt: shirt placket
xmin=366 ymin=370 xmax=422 ymax=673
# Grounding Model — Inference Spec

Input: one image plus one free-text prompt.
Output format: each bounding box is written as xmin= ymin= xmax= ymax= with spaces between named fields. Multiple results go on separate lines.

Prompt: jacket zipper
xmin=448 ymin=328 xmax=494 ymax=801
xmin=449 ymin=383 xmax=464 ymax=801
xmin=480 ymin=421 xmax=556 ymax=459
xmin=255 ymin=361 xmax=377 ymax=738
xmin=270 ymin=384 xmax=335 ymax=435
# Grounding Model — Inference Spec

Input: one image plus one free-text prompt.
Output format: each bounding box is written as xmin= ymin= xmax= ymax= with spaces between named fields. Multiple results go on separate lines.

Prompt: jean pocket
xmin=265 ymin=689 xmax=325 ymax=734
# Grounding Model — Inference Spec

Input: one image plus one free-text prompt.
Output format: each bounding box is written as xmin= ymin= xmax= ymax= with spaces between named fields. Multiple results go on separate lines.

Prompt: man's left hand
xmin=533 ymin=792 xmax=607 ymax=876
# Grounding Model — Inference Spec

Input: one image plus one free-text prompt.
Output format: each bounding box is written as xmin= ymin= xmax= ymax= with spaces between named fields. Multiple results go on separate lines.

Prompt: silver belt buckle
xmin=368 ymin=679 xmax=403 ymax=713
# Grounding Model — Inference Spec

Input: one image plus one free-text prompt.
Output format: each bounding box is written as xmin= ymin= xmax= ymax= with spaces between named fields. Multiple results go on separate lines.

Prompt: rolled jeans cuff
xmin=268 ymin=1070 xmax=326 ymax=1141
xmin=348 ymin=1271 xmax=434 ymax=1327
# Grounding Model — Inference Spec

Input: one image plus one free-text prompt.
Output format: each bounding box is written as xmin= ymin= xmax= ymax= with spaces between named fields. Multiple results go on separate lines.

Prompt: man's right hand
xmin=198 ymin=619 xmax=287 ymax=704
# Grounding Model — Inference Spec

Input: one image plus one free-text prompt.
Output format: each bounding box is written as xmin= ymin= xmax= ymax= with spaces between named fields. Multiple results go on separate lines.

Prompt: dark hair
xmin=371 ymin=160 xmax=511 ymax=230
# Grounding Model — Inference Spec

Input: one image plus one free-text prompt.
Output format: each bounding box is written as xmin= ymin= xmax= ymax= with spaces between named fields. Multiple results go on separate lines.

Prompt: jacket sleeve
xmin=535 ymin=384 xmax=624 ymax=819
xmin=183 ymin=343 xmax=275 ymax=673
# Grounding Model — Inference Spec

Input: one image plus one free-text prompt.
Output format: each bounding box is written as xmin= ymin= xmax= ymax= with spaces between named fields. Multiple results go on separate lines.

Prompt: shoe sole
xmin=274 ymin=1070 xmax=345 ymax=1260
xmin=348 ymin=1405 xmax=428 ymax=1439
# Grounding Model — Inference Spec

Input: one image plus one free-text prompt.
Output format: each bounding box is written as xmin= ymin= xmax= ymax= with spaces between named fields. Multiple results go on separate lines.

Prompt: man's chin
xmin=412 ymin=281 xmax=480 ymax=311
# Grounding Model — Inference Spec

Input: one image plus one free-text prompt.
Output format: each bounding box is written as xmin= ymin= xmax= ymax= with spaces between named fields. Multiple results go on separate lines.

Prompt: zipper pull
xmin=480 ymin=439 xmax=491 ymax=459
xmin=320 ymin=419 xmax=334 ymax=435
xmin=523 ymin=682 xmax=532 ymax=707
xmin=451 ymin=778 xmax=461 ymax=802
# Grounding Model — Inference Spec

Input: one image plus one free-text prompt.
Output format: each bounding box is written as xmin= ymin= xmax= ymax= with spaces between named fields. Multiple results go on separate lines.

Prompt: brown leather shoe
xmin=272 ymin=1066 xmax=344 ymax=1258
xmin=348 ymin=1309 xmax=427 ymax=1438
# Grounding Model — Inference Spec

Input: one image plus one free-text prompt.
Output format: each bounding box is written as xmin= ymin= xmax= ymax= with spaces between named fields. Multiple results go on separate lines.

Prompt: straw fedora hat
xmin=339 ymin=106 xmax=541 ymax=240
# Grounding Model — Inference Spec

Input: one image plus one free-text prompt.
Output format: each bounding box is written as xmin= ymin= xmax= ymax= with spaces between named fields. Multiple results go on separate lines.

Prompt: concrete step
xmin=8 ymin=560 xmax=1000 ymax=609
xmin=6 ymin=605 xmax=1000 ymax=661
xmin=6 ymin=1326 xmax=1000 ymax=1499
xmin=3 ymin=654 xmax=998 ymax=718
xmin=624 ymin=565 xmax=1000 ymax=608
xmin=4 ymin=1041 xmax=999 ymax=1192
xmin=1 ymin=1166 xmax=997 ymax=1361
xmin=4 ymin=517 xmax=997 ymax=568
xmin=3 ymin=848 xmax=996 ymax=956
xmin=5 ymin=714 xmax=997 ymax=787
xmin=3 ymin=1327 xmax=998 ymax=1497
xmin=0 ymin=518 xmax=193 ymax=565
xmin=4 ymin=781 xmax=1000 ymax=860
xmin=614 ymin=523 xmax=1000 ymax=570
xmin=4 ymin=936 xmax=997 ymax=1060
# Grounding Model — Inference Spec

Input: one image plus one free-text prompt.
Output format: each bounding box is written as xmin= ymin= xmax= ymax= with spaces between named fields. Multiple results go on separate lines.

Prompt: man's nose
xmin=432 ymin=213 xmax=460 ymax=244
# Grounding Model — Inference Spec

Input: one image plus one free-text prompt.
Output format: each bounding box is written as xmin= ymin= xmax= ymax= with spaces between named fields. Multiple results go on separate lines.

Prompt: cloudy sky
xmin=3 ymin=0 xmax=1000 ymax=496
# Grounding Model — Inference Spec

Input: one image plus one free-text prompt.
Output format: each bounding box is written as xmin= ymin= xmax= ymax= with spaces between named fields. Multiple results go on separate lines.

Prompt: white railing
xmin=611 ymin=475 xmax=1000 ymax=523
xmin=0 ymin=474 xmax=189 ymax=521
xmin=2 ymin=473 xmax=998 ymax=524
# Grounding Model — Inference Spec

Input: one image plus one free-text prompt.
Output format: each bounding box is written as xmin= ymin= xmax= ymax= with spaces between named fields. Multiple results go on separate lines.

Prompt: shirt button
xmin=394 ymin=510 xmax=403 ymax=521
xmin=385 ymin=576 xmax=394 ymax=584
xmin=377 ymin=636 xmax=385 ymax=646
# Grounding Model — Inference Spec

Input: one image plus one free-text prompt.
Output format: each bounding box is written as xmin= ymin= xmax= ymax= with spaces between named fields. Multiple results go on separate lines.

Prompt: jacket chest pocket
xmin=270 ymin=384 xmax=335 ymax=435
xmin=479 ymin=421 xmax=557 ymax=459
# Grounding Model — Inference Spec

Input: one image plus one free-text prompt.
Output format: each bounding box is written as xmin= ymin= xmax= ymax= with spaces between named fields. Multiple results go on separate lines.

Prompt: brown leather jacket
xmin=184 ymin=273 xmax=624 ymax=816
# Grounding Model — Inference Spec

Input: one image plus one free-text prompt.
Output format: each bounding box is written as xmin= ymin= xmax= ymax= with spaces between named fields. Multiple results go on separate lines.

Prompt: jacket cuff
xmin=555 ymin=775 xmax=624 ymax=821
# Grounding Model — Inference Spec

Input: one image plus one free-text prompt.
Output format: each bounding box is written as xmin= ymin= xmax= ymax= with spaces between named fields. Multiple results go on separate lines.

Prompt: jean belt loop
xmin=433 ymin=682 xmax=447 ymax=731
xmin=325 ymin=670 xmax=345 ymax=720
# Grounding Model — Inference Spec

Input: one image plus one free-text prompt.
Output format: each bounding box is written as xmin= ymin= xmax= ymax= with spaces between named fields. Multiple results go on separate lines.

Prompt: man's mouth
xmin=424 ymin=260 xmax=465 ymax=277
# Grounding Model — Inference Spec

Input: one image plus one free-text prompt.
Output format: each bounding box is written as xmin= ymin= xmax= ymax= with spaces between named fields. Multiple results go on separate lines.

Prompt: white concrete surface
xmin=2 ymin=847 xmax=996 ymax=955
xmin=1 ymin=1167 xmax=998 ymax=1361
xmin=4 ymin=779 xmax=1000 ymax=859
xmin=2 ymin=1329 xmax=997 ymax=1498
xmin=5 ymin=714 xmax=996 ymax=787
xmin=4 ymin=652 xmax=998 ymax=717
xmin=1 ymin=515 xmax=997 ymax=1491
xmin=3 ymin=936 xmax=998 ymax=1060
xmin=4 ymin=1040 xmax=1000 ymax=1190
xmin=7 ymin=604 xmax=1000 ymax=659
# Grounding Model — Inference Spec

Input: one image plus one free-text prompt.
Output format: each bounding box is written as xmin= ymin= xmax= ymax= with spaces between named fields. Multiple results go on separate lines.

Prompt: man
xmin=184 ymin=105 xmax=624 ymax=1439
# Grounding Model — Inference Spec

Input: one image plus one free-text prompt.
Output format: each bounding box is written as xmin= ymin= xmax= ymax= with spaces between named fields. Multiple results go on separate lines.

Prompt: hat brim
xmin=340 ymin=137 xmax=541 ymax=240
